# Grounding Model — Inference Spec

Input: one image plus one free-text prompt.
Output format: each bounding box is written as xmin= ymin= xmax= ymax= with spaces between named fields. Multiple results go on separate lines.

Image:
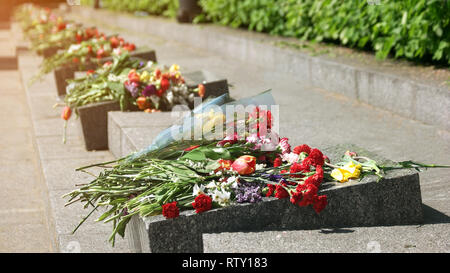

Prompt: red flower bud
xmin=184 ymin=145 xmax=200 ymax=152
xmin=273 ymin=157 xmax=282 ymax=167
xmin=198 ymin=84 xmax=205 ymax=98
xmin=57 ymin=22 xmax=66 ymax=31
xmin=61 ymin=106 xmax=71 ymax=121
xmin=160 ymin=78 xmax=170 ymax=93
xmin=231 ymin=155 xmax=256 ymax=175
xmin=109 ymin=36 xmax=120 ymax=48
xmin=154 ymin=68 xmax=161 ymax=79
xmin=127 ymin=69 xmax=140 ymax=83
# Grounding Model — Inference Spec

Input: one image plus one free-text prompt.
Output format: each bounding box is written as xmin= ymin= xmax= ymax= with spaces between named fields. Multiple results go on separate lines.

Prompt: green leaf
xmin=181 ymin=149 xmax=206 ymax=161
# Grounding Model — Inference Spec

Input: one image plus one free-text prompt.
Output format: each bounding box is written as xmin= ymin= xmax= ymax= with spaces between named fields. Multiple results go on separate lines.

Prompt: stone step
xmin=17 ymin=52 xmax=130 ymax=253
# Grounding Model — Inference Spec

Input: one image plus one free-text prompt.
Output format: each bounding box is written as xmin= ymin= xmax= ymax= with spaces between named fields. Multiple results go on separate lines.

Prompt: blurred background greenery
xmin=5 ymin=0 xmax=450 ymax=65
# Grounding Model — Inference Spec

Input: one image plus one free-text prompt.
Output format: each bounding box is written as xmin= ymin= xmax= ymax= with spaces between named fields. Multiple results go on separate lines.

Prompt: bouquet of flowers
xmin=63 ymin=91 xmax=449 ymax=245
xmin=14 ymin=4 xmax=55 ymax=37
xmin=60 ymin=53 xmax=203 ymax=143
xmin=31 ymin=32 xmax=137 ymax=83
xmin=31 ymin=25 xmax=102 ymax=56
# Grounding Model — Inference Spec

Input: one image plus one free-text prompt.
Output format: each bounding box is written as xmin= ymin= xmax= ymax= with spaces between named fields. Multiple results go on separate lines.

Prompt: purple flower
xmin=142 ymin=84 xmax=156 ymax=97
xmin=235 ymin=182 xmax=263 ymax=203
xmin=139 ymin=61 xmax=145 ymax=68
xmin=263 ymin=174 xmax=283 ymax=182
xmin=124 ymin=81 xmax=139 ymax=98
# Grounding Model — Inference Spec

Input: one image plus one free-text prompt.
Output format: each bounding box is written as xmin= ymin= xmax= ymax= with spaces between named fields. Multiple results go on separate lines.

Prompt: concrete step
xmin=16 ymin=53 xmax=130 ymax=253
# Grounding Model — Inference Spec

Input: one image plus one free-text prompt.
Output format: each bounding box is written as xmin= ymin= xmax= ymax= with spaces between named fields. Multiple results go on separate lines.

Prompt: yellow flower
xmin=169 ymin=64 xmax=180 ymax=73
xmin=140 ymin=71 xmax=150 ymax=82
xmin=331 ymin=161 xmax=362 ymax=183
xmin=202 ymin=110 xmax=225 ymax=134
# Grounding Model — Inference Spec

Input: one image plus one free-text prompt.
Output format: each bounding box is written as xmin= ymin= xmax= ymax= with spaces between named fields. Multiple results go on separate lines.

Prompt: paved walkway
xmin=0 ymin=29 xmax=53 ymax=252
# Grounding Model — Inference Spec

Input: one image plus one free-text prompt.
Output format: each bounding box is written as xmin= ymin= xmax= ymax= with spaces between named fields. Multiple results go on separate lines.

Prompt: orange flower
xmin=127 ymin=69 xmax=140 ymax=83
xmin=136 ymin=97 xmax=150 ymax=110
xmin=61 ymin=106 xmax=71 ymax=121
xmin=198 ymin=84 xmax=205 ymax=98
xmin=215 ymin=159 xmax=233 ymax=172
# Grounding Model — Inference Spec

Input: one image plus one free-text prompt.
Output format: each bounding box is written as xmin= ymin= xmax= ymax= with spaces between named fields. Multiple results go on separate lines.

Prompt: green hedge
xmin=197 ymin=0 xmax=450 ymax=64
xmin=81 ymin=0 xmax=178 ymax=18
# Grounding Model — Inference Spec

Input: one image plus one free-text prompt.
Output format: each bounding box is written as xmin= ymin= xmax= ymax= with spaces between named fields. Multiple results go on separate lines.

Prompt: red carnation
xmin=295 ymin=183 xmax=306 ymax=193
xmin=162 ymin=201 xmax=179 ymax=219
xmin=303 ymin=148 xmax=325 ymax=167
xmin=304 ymin=165 xmax=324 ymax=187
xmin=304 ymin=174 xmax=322 ymax=188
xmin=298 ymin=184 xmax=318 ymax=207
xmin=266 ymin=184 xmax=275 ymax=197
xmin=275 ymin=184 xmax=289 ymax=199
xmin=289 ymin=162 xmax=310 ymax=177
xmin=293 ymin=144 xmax=311 ymax=155
xmin=192 ymin=194 xmax=212 ymax=213
xmin=273 ymin=157 xmax=282 ymax=167
xmin=315 ymin=165 xmax=324 ymax=179
xmin=290 ymin=191 xmax=302 ymax=205
xmin=313 ymin=195 xmax=328 ymax=214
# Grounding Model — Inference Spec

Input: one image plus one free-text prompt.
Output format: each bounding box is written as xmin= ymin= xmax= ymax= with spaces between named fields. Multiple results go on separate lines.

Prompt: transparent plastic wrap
xmin=127 ymin=90 xmax=276 ymax=161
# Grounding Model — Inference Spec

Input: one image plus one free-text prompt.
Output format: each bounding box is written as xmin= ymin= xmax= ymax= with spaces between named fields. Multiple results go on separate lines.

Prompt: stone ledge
xmin=107 ymin=109 xmax=423 ymax=253
xmin=131 ymin=144 xmax=423 ymax=253
xmin=108 ymin=111 xmax=178 ymax=158
xmin=69 ymin=6 xmax=450 ymax=131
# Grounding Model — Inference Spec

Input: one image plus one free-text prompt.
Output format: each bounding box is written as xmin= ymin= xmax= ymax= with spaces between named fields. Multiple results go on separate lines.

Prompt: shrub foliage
xmin=197 ymin=0 xmax=450 ymax=64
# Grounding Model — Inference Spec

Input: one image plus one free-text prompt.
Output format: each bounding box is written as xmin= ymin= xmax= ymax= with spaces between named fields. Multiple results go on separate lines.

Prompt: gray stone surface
xmin=203 ymin=223 xmax=450 ymax=253
xmin=108 ymin=111 xmax=184 ymax=157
